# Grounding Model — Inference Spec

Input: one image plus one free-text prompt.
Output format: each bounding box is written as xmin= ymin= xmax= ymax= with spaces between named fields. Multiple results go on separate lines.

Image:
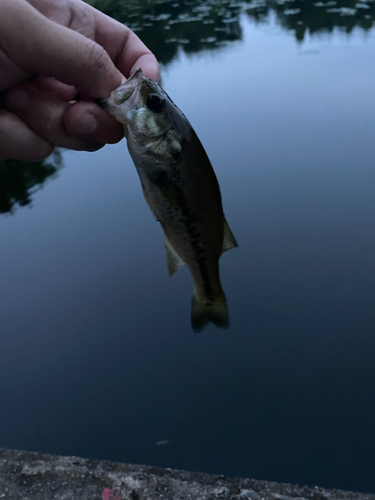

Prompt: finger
xmin=0 ymin=109 xmax=54 ymax=162
xmin=0 ymin=41 xmax=29 ymax=92
xmin=4 ymin=85 xmax=103 ymax=152
xmin=63 ymin=101 xmax=124 ymax=145
xmin=1 ymin=0 xmax=122 ymax=97
xmin=30 ymin=76 xmax=78 ymax=102
xmin=90 ymin=5 xmax=160 ymax=81
xmin=128 ymin=53 xmax=161 ymax=83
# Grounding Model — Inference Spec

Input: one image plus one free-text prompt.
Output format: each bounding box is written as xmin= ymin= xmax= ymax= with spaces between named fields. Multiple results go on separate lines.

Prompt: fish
xmin=101 ymin=68 xmax=238 ymax=331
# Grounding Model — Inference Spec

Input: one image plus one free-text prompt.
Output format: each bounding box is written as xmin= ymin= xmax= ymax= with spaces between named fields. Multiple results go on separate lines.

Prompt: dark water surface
xmin=2 ymin=0 xmax=375 ymax=493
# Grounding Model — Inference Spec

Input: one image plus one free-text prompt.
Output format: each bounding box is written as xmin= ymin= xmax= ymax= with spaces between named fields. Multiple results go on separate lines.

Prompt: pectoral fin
xmin=165 ymin=238 xmax=185 ymax=276
xmin=222 ymin=218 xmax=238 ymax=253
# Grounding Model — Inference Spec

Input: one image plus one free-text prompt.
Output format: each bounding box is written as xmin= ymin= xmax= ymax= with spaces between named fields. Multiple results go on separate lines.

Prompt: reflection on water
xmin=0 ymin=151 xmax=62 ymax=215
xmin=248 ymin=0 xmax=375 ymax=42
xmin=89 ymin=0 xmax=375 ymax=64
xmin=3 ymin=0 xmax=374 ymax=215
xmin=90 ymin=0 xmax=246 ymax=64
xmin=2 ymin=0 xmax=375 ymax=495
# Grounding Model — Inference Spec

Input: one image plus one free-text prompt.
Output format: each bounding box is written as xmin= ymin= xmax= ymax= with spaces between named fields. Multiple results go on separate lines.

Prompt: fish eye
xmin=146 ymin=93 xmax=165 ymax=113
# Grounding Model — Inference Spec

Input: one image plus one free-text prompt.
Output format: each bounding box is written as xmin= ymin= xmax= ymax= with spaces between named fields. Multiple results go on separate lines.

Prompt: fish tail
xmin=191 ymin=293 xmax=229 ymax=332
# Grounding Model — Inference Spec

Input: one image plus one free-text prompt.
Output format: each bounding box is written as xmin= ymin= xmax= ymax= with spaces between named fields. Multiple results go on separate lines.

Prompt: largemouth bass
xmin=102 ymin=68 xmax=238 ymax=331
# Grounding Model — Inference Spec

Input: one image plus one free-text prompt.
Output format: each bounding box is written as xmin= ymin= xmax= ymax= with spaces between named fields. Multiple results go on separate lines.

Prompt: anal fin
xmin=165 ymin=238 xmax=185 ymax=277
xmin=222 ymin=218 xmax=238 ymax=253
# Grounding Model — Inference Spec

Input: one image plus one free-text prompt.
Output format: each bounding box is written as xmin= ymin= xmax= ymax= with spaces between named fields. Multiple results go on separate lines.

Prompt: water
xmin=1 ymin=0 xmax=375 ymax=493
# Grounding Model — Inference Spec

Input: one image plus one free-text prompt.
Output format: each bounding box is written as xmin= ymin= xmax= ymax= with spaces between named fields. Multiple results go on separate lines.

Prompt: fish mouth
xmin=98 ymin=68 xmax=145 ymax=122
xmin=111 ymin=67 xmax=144 ymax=105
xmin=97 ymin=68 xmax=144 ymax=113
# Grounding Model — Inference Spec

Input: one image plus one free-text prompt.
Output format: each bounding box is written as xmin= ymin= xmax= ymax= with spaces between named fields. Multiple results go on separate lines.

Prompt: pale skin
xmin=0 ymin=0 xmax=160 ymax=161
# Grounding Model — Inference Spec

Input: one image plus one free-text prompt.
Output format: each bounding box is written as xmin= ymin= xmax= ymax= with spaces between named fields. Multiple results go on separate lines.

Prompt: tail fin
xmin=191 ymin=294 xmax=229 ymax=332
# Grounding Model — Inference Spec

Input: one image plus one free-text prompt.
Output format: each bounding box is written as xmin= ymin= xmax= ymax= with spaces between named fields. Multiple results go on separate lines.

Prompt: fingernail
xmin=5 ymin=89 xmax=28 ymax=110
xmin=73 ymin=112 xmax=97 ymax=135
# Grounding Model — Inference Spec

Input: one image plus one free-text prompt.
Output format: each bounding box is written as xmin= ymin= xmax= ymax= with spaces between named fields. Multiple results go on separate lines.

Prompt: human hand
xmin=0 ymin=0 xmax=160 ymax=161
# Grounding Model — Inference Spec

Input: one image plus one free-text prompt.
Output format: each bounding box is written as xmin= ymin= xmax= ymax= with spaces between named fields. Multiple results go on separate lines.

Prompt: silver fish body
xmin=102 ymin=68 xmax=237 ymax=331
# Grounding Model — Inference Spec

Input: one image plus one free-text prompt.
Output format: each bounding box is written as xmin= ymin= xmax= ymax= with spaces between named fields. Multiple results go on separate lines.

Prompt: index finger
xmin=89 ymin=5 xmax=160 ymax=82
xmin=1 ymin=0 xmax=122 ymax=97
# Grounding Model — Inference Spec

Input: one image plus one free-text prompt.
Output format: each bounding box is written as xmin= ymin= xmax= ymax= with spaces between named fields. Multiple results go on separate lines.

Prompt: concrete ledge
xmin=0 ymin=448 xmax=374 ymax=500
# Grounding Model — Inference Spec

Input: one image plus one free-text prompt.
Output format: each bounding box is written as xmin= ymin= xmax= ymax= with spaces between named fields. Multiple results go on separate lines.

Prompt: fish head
xmin=101 ymin=68 xmax=189 ymax=160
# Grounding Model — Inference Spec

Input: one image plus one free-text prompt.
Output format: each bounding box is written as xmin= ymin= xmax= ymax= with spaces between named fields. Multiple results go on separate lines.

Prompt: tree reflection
xmin=0 ymin=151 xmax=63 ymax=215
xmin=247 ymin=0 xmax=375 ymax=42
xmin=89 ymin=0 xmax=375 ymax=60
xmin=89 ymin=0 xmax=247 ymax=65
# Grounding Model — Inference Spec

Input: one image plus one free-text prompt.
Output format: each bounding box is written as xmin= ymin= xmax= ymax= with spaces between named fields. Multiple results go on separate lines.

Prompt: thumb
xmin=0 ymin=0 xmax=122 ymax=98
